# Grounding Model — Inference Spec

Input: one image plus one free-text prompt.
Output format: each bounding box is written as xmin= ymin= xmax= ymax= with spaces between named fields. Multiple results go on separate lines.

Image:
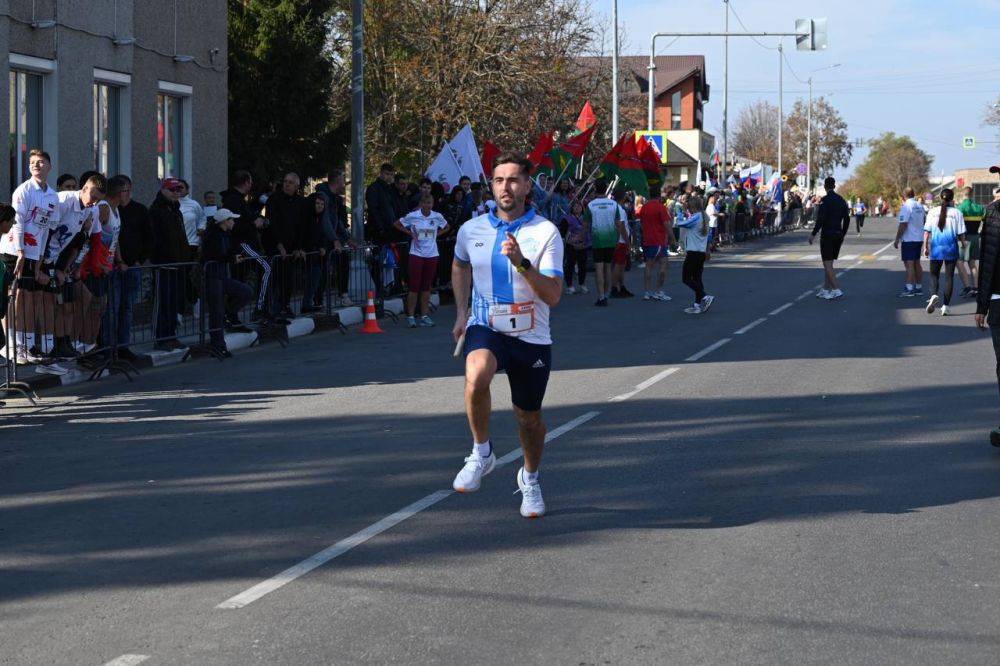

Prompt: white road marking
xmin=216 ymin=410 xmax=601 ymax=609
xmin=734 ymin=318 xmax=767 ymax=335
xmin=840 ymin=254 xmax=858 ymax=261
xmin=609 ymin=367 xmax=680 ymax=402
xmin=835 ymin=271 xmax=845 ymax=277
xmin=873 ymin=240 xmax=895 ymax=256
xmin=103 ymin=656 xmax=149 ymax=666
xmin=878 ymin=255 xmax=895 ymax=261
xmin=801 ymin=254 xmax=820 ymax=261
xmin=760 ymin=254 xmax=786 ymax=261
xmin=796 ymin=289 xmax=815 ymax=301
xmin=685 ymin=338 xmax=731 ymax=362
xmin=769 ymin=302 xmax=794 ymax=316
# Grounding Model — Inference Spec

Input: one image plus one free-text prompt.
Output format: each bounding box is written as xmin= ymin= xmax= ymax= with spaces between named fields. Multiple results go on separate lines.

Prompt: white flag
xmin=450 ymin=124 xmax=486 ymax=183
xmin=425 ymin=141 xmax=464 ymax=193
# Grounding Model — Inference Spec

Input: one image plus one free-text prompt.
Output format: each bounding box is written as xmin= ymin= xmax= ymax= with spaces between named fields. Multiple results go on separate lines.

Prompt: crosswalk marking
xmin=714 ymin=251 xmax=897 ymax=264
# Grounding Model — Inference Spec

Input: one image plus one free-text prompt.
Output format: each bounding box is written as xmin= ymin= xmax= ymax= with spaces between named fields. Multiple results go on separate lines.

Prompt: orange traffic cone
xmin=359 ymin=291 xmax=385 ymax=334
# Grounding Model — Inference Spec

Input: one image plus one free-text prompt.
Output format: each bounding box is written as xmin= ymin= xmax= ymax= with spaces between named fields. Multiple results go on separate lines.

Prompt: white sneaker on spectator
xmin=700 ymin=294 xmax=715 ymax=311
xmin=13 ymin=345 xmax=32 ymax=364
xmin=516 ymin=467 xmax=545 ymax=518
xmin=578 ymin=285 xmax=589 ymax=294
xmin=25 ymin=348 xmax=45 ymax=363
xmin=418 ymin=315 xmax=435 ymax=327
xmin=653 ymin=291 xmax=672 ymax=302
xmin=565 ymin=285 xmax=577 ymax=295
xmin=407 ymin=316 xmax=417 ymax=328
xmin=453 ymin=450 xmax=496 ymax=493
xmin=35 ymin=362 xmax=68 ymax=376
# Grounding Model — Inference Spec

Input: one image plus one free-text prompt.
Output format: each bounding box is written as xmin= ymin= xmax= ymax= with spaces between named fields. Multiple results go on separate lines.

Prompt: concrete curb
xmin=9 ymin=293 xmax=442 ymax=394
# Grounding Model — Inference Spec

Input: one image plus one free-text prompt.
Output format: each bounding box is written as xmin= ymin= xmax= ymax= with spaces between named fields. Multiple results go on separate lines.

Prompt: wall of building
xmin=653 ymin=78 xmax=700 ymax=132
xmin=3 ymin=0 xmax=227 ymax=203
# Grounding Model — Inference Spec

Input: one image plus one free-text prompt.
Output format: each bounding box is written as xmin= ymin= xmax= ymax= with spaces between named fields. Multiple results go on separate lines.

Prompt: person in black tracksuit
xmin=201 ymin=210 xmax=253 ymax=356
xmin=808 ymin=176 xmax=851 ymax=299
xmin=149 ymin=182 xmax=190 ymax=349
xmin=221 ymin=170 xmax=271 ymax=320
xmin=261 ymin=174 xmax=307 ymax=319
xmin=973 ymin=186 xmax=1000 ymax=445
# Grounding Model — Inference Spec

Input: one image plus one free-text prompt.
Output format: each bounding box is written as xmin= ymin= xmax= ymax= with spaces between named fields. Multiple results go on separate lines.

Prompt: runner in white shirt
xmin=0 ymin=149 xmax=60 ymax=365
xmin=893 ymin=187 xmax=927 ymax=297
xmin=450 ymin=153 xmax=564 ymax=518
xmin=394 ymin=193 xmax=449 ymax=327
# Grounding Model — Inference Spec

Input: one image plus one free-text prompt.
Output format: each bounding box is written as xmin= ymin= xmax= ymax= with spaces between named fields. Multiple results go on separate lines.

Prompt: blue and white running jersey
xmin=454 ymin=207 xmax=564 ymax=345
xmin=923 ymin=206 xmax=966 ymax=261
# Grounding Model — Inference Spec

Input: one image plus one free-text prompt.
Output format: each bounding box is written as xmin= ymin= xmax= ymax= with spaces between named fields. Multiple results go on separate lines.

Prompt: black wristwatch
xmin=516 ymin=257 xmax=532 ymax=274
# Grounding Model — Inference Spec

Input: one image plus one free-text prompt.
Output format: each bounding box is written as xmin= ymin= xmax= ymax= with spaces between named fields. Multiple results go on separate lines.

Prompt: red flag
xmin=527 ymin=131 xmax=555 ymax=176
xmin=599 ymin=131 xmax=631 ymax=179
xmin=615 ymin=133 xmax=650 ymax=198
xmin=551 ymin=123 xmax=596 ymax=175
xmin=481 ymin=140 xmax=501 ymax=178
xmin=574 ymin=101 xmax=598 ymax=134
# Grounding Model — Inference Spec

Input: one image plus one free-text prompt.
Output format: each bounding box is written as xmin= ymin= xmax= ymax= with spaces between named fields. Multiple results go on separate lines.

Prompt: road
xmin=3 ymin=219 xmax=1000 ymax=665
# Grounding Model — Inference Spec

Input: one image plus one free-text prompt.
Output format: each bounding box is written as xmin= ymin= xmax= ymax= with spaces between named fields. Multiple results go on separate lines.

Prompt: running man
xmin=637 ymin=185 xmax=675 ymax=301
xmin=894 ymin=187 xmax=926 ymax=298
xmin=853 ymin=199 xmax=867 ymax=236
xmin=923 ymin=188 xmax=966 ymax=316
xmin=808 ymin=176 xmax=851 ymax=300
xmin=586 ymin=184 xmax=626 ymax=306
xmin=451 ymin=152 xmax=564 ymax=518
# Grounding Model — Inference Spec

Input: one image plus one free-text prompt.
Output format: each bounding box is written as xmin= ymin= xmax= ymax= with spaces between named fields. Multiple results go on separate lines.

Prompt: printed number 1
xmin=510 ymin=317 xmax=517 ymax=329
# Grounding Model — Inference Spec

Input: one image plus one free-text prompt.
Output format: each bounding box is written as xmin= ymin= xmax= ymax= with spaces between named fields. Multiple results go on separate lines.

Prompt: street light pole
xmin=350 ymin=0 xmax=364 ymax=243
xmin=612 ymin=0 xmax=619 ymax=140
xmin=777 ymin=41 xmax=783 ymax=186
xmin=723 ymin=0 xmax=729 ymax=171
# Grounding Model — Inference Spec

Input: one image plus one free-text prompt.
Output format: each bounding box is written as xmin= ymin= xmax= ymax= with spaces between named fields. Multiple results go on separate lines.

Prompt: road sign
xmin=963 ymin=136 xmax=975 ymax=149
xmin=796 ymin=18 xmax=828 ymax=51
xmin=796 ymin=175 xmax=807 ymax=188
xmin=635 ymin=130 xmax=669 ymax=163
xmin=795 ymin=162 xmax=807 ymax=175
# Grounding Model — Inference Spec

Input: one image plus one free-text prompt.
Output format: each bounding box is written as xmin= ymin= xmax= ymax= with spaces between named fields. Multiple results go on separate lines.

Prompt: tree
xmin=842 ymin=132 xmax=932 ymax=203
xmin=986 ymin=97 xmax=1000 ymax=141
xmin=328 ymin=0 xmax=612 ymax=179
xmin=732 ymin=100 xmax=778 ymax=167
xmin=784 ymin=97 xmax=852 ymax=185
xmin=228 ymin=0 xmax=348 ymax=187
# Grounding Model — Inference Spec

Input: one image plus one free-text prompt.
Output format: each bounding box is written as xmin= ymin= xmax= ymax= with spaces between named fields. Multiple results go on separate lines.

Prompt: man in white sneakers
xmin=808 ymin=176 xmax=851 ymax=299
xmin=894 ymin=187 xmax=926 ymax=298
xmin=451 ymin=152 xmax=564 ymax=518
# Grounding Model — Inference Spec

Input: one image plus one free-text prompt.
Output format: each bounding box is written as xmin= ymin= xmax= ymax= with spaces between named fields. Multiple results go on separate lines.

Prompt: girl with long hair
xmin=923 ymin=188 xmax=967 ymax=316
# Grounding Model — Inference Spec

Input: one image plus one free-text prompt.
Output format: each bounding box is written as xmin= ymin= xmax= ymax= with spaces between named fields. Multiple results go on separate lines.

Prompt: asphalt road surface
xmin=3 ymin=220 xmax=1000 ymax=665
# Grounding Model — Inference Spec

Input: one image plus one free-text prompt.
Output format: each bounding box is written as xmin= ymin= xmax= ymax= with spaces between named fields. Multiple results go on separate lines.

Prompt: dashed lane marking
xmin=685 ymin=338 xmax=732 ymax=362
xmin=769 ymin=302 xmax=794 ymax=316
xmin=102 ymin=656 xmax=149 ymax=666
xmin=609 ymin=367 xmax=680 ymax=402
xmin=734 ymin=318 xmax=767 ymax=335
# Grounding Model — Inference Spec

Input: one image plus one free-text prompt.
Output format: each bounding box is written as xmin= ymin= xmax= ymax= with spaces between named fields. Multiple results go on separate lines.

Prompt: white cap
xmin=212 ymin=208 xmax=240 ymax=222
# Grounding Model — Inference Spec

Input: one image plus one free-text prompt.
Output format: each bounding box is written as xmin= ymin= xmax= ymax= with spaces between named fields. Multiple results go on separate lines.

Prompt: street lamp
xmin=807 ymin=63 xmax=841 ymax=194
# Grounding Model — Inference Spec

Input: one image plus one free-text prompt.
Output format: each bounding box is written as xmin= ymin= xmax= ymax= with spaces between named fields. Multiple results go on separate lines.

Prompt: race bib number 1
xmin=488 ymin=302 xmax=535 ymax=333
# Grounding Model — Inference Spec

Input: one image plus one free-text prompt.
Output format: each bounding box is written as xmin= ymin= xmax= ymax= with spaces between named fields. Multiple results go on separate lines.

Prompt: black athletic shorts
xmin=1 ymin=254 xmax=40 ymax=291
xmin=820 ymin=234 xmax=844 ymax=262
xmin=592 ymin=246 xmax=614 ymax=263
xmin=463 ymin=324 xmax=552 ymax=412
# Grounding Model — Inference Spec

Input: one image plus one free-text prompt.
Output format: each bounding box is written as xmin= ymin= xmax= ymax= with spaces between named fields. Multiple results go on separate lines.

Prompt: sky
xmin=598 ymin=0 xmax=1000 ymax=179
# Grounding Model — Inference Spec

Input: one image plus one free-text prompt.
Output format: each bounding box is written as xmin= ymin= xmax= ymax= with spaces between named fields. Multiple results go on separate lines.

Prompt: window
xmin=671 ymin=91 xmax=683 ymax=130
xmin=157 ymin=93 xmax=184 ymax=179
xmin=94 ymin=82 xmax=122 ymax=175
xmin=972 ymin=183 xmax=993 ymax=206
xmin=8 ymin=70 xmax=44 ymax=191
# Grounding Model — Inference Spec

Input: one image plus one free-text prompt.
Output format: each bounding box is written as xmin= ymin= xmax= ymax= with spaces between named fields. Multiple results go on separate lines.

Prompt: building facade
xmin=955 ymin=167 xmax=999 ymax=206
xmin=2 ymin=0 xmax=227 ymax=201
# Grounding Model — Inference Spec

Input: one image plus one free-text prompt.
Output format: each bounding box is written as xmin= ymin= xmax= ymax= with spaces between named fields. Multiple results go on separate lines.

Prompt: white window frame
xmin=9 ymin=53 xmax=58 ymax=176
xmin=93 ymin=69 xmax=132 ymax=177
xmin=157 ymin=80 xmax=193 ymax=184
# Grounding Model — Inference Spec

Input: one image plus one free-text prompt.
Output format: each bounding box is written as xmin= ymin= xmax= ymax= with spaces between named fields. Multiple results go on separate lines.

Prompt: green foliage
xmin=842 ymin=132 xmax=932 ymax=203
xmin=228 ymin=0 xmax=348 ymax=187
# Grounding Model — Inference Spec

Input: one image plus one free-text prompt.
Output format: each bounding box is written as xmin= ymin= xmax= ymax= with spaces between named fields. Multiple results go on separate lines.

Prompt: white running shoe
xmin=684 ymin=304 xmax=703 ymax=314
xmin=35 ymin=362 xmax=68 ymax=376
xmin=578 ymin=285 xmax=589 ymax=294
xmin=565 ymin=285 xmax=577 ymax=295
xmin=926 ymin=294 xmax=939 ymax=314
xmin=453 ymin=450 xmax=496 ymax=493
xmin=940 ymin=304 xmax=949 ymax=316
xmin=407 ymin=316 xmax=417 ymax=328
xmin=653 ymin=291 xmax=672 ymax=302
xmin=418 ymin=315 xmax=435 ymax=327
xmin=816 ymin=289 xmax=830 ymax=299
xmin=828 ymin=289 xmax=844 ymax=299
xmin=643 ymin=291 xmax=653 ymax=300
xmin=700 ymin=295 xmax=715 ymax=311
xmin=516 ymin=467 xmax=545 ymax=518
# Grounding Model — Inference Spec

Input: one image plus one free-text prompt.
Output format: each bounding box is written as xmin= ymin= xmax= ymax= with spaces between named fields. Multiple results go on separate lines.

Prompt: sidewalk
xmin=3 ymin=293 xmax=441 ymax=394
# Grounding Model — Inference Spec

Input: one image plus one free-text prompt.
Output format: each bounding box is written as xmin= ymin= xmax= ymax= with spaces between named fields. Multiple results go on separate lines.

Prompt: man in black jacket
xmin=973 ymin=179 xmax=1000 ymax=445
xmin=112 ymin=175 xmax=152 ymax=357
xmin=808 ymin=176 xmax=851 ymax=300
xmin=201 ymin=208 xmax=253 ymax=357
xmin=221 ymin=169 xmax=271 ymax=320
xmin=263 ymin=172 xmax=307 ymax=319
xmin=150 ymin=178 xmax=190 ymax=350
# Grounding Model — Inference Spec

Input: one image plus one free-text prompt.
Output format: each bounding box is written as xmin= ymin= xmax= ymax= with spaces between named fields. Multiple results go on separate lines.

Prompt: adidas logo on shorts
xmin=532 ymin=359 xmax=546 ymax=369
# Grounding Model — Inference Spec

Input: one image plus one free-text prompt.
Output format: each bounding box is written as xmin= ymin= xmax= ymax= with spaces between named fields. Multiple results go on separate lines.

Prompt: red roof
xmin=577 ymin=55 xmax=708 ymax=101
